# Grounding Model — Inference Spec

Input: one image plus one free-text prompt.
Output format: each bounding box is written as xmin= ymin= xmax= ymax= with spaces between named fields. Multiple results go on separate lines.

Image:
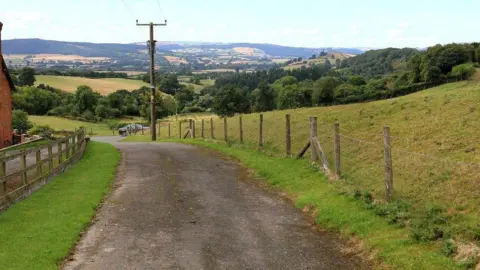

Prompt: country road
xmin=64 ymin=137 xmax=369 ymax=269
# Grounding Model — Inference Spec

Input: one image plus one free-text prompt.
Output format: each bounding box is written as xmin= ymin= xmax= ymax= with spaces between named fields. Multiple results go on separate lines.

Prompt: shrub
xmin=12 ymin=109 xmax=33 ymax=132
xmin=28 ymin=125 xmax=55 ymax=140
xmin=82 ymin=110 xmax=95 ymax=121
xmin=410 ymin=205 xmax=449 ymax=241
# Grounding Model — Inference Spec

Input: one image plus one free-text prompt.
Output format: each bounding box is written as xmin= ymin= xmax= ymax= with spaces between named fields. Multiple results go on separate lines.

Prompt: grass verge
xmin=122 ymin=136 xmax=460 ymax=269
xmin=0 ymin=141 xmax=120 ymax=270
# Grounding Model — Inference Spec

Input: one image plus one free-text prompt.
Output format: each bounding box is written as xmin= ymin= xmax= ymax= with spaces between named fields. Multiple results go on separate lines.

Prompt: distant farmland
xmin=35 ymin=75 xmax=148 ymax=95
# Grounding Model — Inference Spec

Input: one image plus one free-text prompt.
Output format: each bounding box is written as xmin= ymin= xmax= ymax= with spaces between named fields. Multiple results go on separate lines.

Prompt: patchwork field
xmin=5 ymin=54 xmax=109 ymax=63
xmin=35 ymin=75 xmax=148 ymax=94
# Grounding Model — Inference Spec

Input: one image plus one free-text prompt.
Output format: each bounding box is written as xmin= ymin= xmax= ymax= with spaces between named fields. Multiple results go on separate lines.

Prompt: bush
xmin=28 ymin=125 xmax=55 ymax=140
xmin=82 ymin=110 xmax=95 ymax=121
xmin=410 ymin=205 xmax=449 ymax=242
xmin=12 ymin=109 xmax=33 ymax=132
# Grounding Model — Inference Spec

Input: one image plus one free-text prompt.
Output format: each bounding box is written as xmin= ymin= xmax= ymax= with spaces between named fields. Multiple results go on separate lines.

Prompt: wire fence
xmin=153 ymin=112 xmax=480 ymax=239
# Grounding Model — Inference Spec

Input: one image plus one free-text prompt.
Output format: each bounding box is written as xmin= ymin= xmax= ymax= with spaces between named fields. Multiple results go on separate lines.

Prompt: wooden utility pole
xmin=136 ymin=20 xmax=167 ymax=141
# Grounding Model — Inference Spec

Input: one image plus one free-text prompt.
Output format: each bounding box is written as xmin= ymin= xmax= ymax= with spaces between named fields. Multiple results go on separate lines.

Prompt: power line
xmin=120 ymin=0 xmax=136 ymax=19
xmin=154 ymin=0 xmax=167 ymax=21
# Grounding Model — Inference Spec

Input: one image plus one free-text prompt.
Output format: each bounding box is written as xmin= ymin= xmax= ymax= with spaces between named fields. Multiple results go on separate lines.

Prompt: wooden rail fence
xmin=0 ymin=128 xmax=87 ymax=211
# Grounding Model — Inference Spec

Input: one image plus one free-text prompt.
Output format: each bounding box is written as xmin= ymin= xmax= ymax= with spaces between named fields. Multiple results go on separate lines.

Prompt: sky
xmin=1 ymin=0 xmax=479 ymax=49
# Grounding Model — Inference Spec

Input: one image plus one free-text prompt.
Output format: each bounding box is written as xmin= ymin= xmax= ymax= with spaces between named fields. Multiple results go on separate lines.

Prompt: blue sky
xmin=1 ymin=0 xmax=478 ymax=48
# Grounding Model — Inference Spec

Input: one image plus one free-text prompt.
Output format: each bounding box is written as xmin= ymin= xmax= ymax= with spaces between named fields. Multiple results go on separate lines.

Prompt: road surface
xmin=64 ymin=137 xmax=369 ymax=269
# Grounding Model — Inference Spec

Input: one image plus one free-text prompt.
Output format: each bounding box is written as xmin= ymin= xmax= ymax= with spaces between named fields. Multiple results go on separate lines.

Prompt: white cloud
xmin=397 ymin=22 xmax=409 ymax=28
xmin=2 ymin=11 xmax=46 ymax=29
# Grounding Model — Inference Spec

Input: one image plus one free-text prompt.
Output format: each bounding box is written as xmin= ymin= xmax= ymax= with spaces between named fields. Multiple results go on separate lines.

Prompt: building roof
xmin=1 ymin=56 xmax=15 ymax=91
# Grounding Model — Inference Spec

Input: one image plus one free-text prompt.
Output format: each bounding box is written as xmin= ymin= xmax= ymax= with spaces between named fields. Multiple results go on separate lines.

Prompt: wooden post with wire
xmin=179 ymin=121 xmax=182 ymax=139
xmin=383 ymin=126 xmax=393 ymax=202
xmin=285 ymin=114 xmax=291 ymax=156
xmin=259 ymin=114 xmax=263 ymax=148
xmin=201 ymin=119 xmax=205 ymax=138
xmin=136 ymin=19 xmax=167 ymax=141
xmin=223 ymin=118 xmax=228 ymax=142
xmin=210 ymin=118 xmax=215 ymax=139
xmin=168 ymin=122 xmax=171 ymax=138
xmin=334 ymin=123 xmax=341 ymax=178
xmin=239 ymin=115 xmax=243 ymax=144
xmin=192 ymin=121 xmax=196 ymax=138
xmin=310 ymin=117 xmax=318 ymax=162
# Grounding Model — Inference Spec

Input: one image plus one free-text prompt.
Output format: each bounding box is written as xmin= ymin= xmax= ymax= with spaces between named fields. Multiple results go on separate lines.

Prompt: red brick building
xmin=0 ymin=22 xmax=15 ymax=149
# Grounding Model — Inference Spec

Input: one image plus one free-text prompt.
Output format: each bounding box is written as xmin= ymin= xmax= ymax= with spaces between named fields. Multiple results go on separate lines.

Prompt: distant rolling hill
xmin=3 ymin=39 xmax=365 ymax=58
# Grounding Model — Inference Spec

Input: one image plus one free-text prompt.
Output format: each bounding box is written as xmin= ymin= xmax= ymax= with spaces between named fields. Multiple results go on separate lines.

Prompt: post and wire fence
xmin=152 ymin=113 xmax=480 ymax=235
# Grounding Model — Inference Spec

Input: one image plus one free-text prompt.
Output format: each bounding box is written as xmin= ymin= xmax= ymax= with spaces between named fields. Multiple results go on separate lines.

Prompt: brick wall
xmin=0 ymin=55 xmax=12 ymax=149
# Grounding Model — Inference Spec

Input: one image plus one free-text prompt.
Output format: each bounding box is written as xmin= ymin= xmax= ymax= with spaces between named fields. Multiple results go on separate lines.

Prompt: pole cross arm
xmin=136 ymin=20 xmax=167 ymax=26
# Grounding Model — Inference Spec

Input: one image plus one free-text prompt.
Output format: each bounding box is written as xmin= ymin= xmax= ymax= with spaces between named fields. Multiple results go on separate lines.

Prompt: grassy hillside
xmin=152 ymin=80 xmax=480 ymax=244
xmin=35 ymin=75 xmax=148 ymax=95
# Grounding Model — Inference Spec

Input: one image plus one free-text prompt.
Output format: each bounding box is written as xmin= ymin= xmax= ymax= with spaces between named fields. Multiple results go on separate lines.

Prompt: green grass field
xmin=35 ymin=75 xmax=148 ymax=95
xmin=180 ymin=82 xmax=204 ymax=93
xmin=131 ymin=80 xmax=480 ymax=247
xmin=0 ymin=142 xmax=120 ymax=269
xmin=30 ymin=116 xmax=113 ymax=136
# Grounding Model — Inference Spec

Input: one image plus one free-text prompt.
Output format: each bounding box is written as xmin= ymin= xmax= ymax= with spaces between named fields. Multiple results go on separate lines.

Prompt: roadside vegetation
xmin=0 ymin=142 xmax=120 ymax=270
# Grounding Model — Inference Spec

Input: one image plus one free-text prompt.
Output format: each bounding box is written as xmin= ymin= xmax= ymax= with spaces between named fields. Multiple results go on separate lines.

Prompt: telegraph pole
xmin=136 ymin=20 xmax=167 ymax=141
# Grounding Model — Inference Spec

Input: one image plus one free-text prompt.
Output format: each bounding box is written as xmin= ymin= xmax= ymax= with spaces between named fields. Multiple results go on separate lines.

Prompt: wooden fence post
xmin=179 ymin=121 xmax=182 ymax=139
xmin=239 ymin=115 xmax=244 ymax=144
xmin=310 ymin=117 xmax=318 ymax=162
xmin=168 ymin=122 xmax=171 ymax=138
xmin=36 ymin=149 xmax=42 ymax=177
xmin=192 ymin=121 xmax=196 ymax=138
xmin=285 ymin=114 xmax=291 ymax=156
xmin=201 ymin=119 xmax=205 ymax=138
xmin=48 ymin=145 xmax=53 ymax=171
xmin=0 ymin=160 xmax=6 ymax=198
xmin=65 ymin=138 xmax=70 ymax=159
xmin=383 ymin=126 xmax=393 ymax=202
xmin=72 ymin=135 xmax=76 ymax=153
xmin=259 ymin=114 xmax=263 ymax=148
xmin=223 ymin=118 xmax=228 ymax=142
xmin=334 ymin=123 xmax=341 ymax=178
xmin=58 ymin=142 xmax=63 ymax=163
xmin=210 ymin=118 xmax=215 ymax=139
xmin=20 ymin=153 xmax=27 ymax=185
xmin=158 ymin=122 xmax=161 ymax=138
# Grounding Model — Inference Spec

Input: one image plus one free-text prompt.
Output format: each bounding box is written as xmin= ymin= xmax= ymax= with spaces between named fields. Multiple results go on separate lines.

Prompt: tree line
xmin=206 ymin=42 xmax=478 ymax=116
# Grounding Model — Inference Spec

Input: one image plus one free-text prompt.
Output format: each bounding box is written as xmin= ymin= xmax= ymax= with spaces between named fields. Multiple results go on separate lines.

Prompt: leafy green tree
xmin=335 ymin=59 xmax=341 ymax=67
xmin=422 ymin=66 xmax=443 ymax=83
xmin=276 ymin=84 xmax=307 ymax=109
xmin=12 ymin=110 xmax=33 ymax=131
xmin=95 ymin=104 xmax=111 ymax=119
xmin=274 ymin=76 xmax=298 ymax=87
xmin=334 ymin=84 xmax=359 ymax=100
xmin=197 ymin=94 xmax=214 ymax=109
xmin=18 ymin=67 xmax=36 ymax=86
xmin=159 ymin=74 xmax=182 ymax=95
xmin=476 ymin=46 xmax=480 ymax=62
xmin=174 ymin=86 xmax=195 ymax=110
xmin=312 ymin=76 xmax=342 ymax=105
xmin=346 ymin=75 xmax=367 ymax=86
xmin=82 ymin=110 xmax=95 ymax=121
xmin=252 ymin=82 xmax=276 ymax=112
xmin=451 ymin=63 xmax=476 ymax=80
xmin=212 ymin=85 xmax=251 ymax=117
xmin=74 ymin=85 xmax=99 ymax=113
